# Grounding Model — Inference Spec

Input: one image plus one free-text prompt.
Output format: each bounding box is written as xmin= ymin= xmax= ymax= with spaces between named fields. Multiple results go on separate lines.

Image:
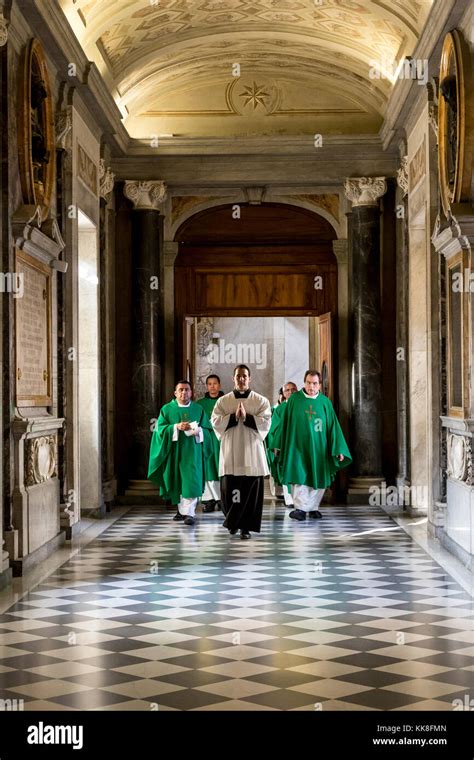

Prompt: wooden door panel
xmin=193 ymin=270 xmax=336 ymax=312
xmin=317 ymin=311 xmax=333 ymax=401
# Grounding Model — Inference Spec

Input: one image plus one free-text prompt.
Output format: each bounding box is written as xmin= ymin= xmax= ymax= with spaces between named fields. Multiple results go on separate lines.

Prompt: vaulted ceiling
xmin=61 ymin=0 xmax=433 ymax=138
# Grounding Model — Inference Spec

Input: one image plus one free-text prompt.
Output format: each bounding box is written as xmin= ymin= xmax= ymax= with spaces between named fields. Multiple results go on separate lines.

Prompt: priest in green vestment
xmin=267 ymin=381 xmax=297 ymax=506
xmin=278 ymin=370 xmax=351 ymax=521
xmin=148 ymin=380 xmax=212 ymax=526
xmin=196 ymin=374 xmax=224 ymax=512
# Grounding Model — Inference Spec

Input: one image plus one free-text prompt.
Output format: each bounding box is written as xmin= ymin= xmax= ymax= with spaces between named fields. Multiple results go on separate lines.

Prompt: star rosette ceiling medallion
xmin=226 ymin=76 xmax=281 ymax=115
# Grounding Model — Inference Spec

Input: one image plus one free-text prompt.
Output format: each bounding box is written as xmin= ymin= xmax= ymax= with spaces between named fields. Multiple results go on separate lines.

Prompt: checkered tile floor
xmin=1 ymin=504 xmax=473 ymax=710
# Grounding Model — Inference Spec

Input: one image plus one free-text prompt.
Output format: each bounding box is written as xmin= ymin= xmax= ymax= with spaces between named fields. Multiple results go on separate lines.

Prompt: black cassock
xmin=221 ymin=474 xmax=265 ymax=532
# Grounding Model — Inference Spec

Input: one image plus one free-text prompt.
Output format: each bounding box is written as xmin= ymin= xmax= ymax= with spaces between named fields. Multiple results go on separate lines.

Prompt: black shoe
xmin=173 ymin=511 xmax=185 ymax=521
xmin=184 ymin=516 xmax=195 ymax=526
xmin=289 ymin=509 xmax=306 ymax=521
xmin=215 ymin=501 xmax=222 ymax=511
xmin=240 ymin=531 xmax=251 ymax=540
xmin=202 ymin=501 xmax=216 ymax=513
xmin=308 ymin=510 xmax=323 ymax=519
xmin=276 ymin=495 xmax=285 ymax=501
xmin=228 ymin=528 xmax=238 ymax=535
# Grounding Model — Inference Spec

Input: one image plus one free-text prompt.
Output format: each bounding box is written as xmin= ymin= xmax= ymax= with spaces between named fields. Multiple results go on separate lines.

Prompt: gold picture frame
xmin=446 ymin=250 xmax=469 ymax=418
xmin=17 ymin=38 xmax=55 ymax=222
xmin=438 ymin=30 xmax=473 ymax=217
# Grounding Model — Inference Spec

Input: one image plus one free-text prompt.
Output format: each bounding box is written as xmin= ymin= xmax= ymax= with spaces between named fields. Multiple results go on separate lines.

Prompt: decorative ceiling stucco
xmin=61 ymin=0 xmax=433 ymax=138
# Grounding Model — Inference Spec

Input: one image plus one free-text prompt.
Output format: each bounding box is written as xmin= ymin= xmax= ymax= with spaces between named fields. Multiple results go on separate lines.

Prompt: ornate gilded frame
xmin=438 ymin=30 xmax=473 ymax=217
xmin=18 ymin=38 xmax=55 ymax=222
xmin=446 ymin=250 xmax=469 ymax=418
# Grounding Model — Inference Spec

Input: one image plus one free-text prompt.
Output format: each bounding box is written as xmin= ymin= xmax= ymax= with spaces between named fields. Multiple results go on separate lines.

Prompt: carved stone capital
xmin=0 ymin=11 xmax=8 ymax=47
xmin=99 ymin=159 xmax=115 ymax=201
xmin=124 ymin=180 xmax=167 ymax=210
xmin=396 ymin=156 xmax=409 ymax=197
xmin=343 ymin=177 xmax=387 ymax=207
xmin=55 ymin=107 xmax=72 ymax=152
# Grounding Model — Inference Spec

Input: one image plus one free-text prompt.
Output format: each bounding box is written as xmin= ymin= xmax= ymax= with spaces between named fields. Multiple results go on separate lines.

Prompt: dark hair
xmin=233 ymin=364 xmax=251 ymax=376
xmin=206 ymin=374 xmax=221 ymax=384
xmin=175 ymin=379 xmax=192 ymax=390
xmin=304 ymin=370 xmax=321 ymax=382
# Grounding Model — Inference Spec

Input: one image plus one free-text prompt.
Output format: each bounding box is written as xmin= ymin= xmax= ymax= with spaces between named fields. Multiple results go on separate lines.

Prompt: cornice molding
xmin=380 ymin=0 xmax=465 ymax=150
xmin=15 ymin=0 xmax=128 ymax=154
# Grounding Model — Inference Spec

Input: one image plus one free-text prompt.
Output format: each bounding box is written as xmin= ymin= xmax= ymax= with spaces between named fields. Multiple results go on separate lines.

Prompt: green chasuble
xmin=266 ymin=402 xmax=287 ymax=484
xmin=148 ymin=399 xmax=213 ymax=504
xmin=196 ymin=393 xmax=223 ymax=481
xmin=278 ymin=390 xmax=351 ymax=489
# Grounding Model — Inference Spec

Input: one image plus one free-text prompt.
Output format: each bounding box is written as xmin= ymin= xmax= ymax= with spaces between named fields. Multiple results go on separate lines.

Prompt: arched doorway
xmin=174 ymin=203 xmax=338 ymax=401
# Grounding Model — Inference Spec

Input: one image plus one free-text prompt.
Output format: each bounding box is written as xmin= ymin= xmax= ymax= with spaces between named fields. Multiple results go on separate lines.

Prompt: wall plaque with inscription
xmin=15 ymin=249 xmax=52 ymax=406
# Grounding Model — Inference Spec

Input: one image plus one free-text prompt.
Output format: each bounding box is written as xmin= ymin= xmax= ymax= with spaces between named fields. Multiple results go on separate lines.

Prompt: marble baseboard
xmin=114 ymin=495 xmax=164 ymax=506
xmin=435 ymin=525 xmax=473 ymax=573
xmin=10 ymin=530 xmax=66 ymax=577
xmin=0 ymin=567 xmax=12 ymax=590
xmin=65 ymin=520 xmax=85 ymax=541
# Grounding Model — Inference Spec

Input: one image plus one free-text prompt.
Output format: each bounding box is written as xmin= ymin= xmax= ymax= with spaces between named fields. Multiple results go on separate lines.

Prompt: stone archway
xmin=169 ymin=201 xmax=349 ymax=416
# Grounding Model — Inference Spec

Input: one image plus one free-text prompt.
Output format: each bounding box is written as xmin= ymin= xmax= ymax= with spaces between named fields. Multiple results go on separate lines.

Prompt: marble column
xmin=99 ymin=160 xmax=116 ymax=510
xmin=396 ymin=156 xmax=410 ymax=491
xmin=344 ymin=177 xmax=387 ymax=503
xmin=123 ymin=181 xmax=166 ymax=496
xmin=0 ymin=13 xmax=10 ymax=588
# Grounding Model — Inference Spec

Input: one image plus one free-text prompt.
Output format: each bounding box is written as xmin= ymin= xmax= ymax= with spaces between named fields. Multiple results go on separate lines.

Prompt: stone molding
xmin=99 ymin=159 xmax=115 ymax=201
xmin=55 ymin=107 xmax=72 ymax=152
xmin=396 ymin=156 xmax=409 ymax=197
xmin=0 ymin=10 xmax=8 ymax=47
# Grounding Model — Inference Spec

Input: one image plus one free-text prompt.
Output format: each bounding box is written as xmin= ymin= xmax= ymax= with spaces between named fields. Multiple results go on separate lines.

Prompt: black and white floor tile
xmin=0 ymin=504 xmax=473 ymax=710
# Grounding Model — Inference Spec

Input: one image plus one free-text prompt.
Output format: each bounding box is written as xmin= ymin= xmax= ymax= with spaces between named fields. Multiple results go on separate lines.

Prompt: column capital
xmin=344 ymin=177 xmax=387 ymax=207
xmin=124 ymin=180 xmax=167 ymax=210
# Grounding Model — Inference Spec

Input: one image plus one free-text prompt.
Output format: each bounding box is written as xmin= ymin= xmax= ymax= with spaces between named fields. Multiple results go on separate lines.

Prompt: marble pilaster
xmin=344 ymin=177 xmax=387 ymax=503
xmin=332 ymin=239 xmax=350 ymax=437
xmin=123 ymin=181 xmax=166 ymax=495
xmin=163 ymin=241 xmax=179 ymax=401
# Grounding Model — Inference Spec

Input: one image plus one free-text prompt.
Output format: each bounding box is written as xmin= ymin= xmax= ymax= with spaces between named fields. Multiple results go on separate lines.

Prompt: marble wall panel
xmin=195 ymin=317 xmax=309 ymax=404
xmin=446 ymin=479 xmax=472 ymax=554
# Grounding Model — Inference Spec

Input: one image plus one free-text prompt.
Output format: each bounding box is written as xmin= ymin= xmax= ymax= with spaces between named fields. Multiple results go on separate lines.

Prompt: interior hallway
xmin=0 ymin=501 xmax=473 ymax=711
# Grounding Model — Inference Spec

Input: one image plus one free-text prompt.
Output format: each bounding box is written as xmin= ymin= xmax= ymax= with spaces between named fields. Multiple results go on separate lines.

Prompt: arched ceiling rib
xmin=61 ymin=0 xmax=433 ymax=138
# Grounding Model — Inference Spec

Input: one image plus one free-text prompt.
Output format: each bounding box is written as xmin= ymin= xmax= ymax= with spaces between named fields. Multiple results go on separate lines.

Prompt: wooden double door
xmin=174 ymin=203 xmax=338 ymax=398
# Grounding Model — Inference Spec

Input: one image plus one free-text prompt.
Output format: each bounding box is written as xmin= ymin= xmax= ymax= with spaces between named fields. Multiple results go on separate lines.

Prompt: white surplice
xmin=211 ymin=390 xmax=271 ymax=477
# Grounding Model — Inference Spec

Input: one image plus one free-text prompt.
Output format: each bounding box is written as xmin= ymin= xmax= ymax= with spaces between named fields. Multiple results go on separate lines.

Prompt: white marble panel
xmin=78 ymin=218 xmax=101 ymax=511
xmin=446 ymin=479 xmax=472 ymax=555
xmin=195 ymin=317 xmax=309 ymax=404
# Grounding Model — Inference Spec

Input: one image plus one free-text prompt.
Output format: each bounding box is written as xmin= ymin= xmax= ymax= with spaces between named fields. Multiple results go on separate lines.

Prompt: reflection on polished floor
xmin=0 ymin=505 xmax=473 ymax=711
